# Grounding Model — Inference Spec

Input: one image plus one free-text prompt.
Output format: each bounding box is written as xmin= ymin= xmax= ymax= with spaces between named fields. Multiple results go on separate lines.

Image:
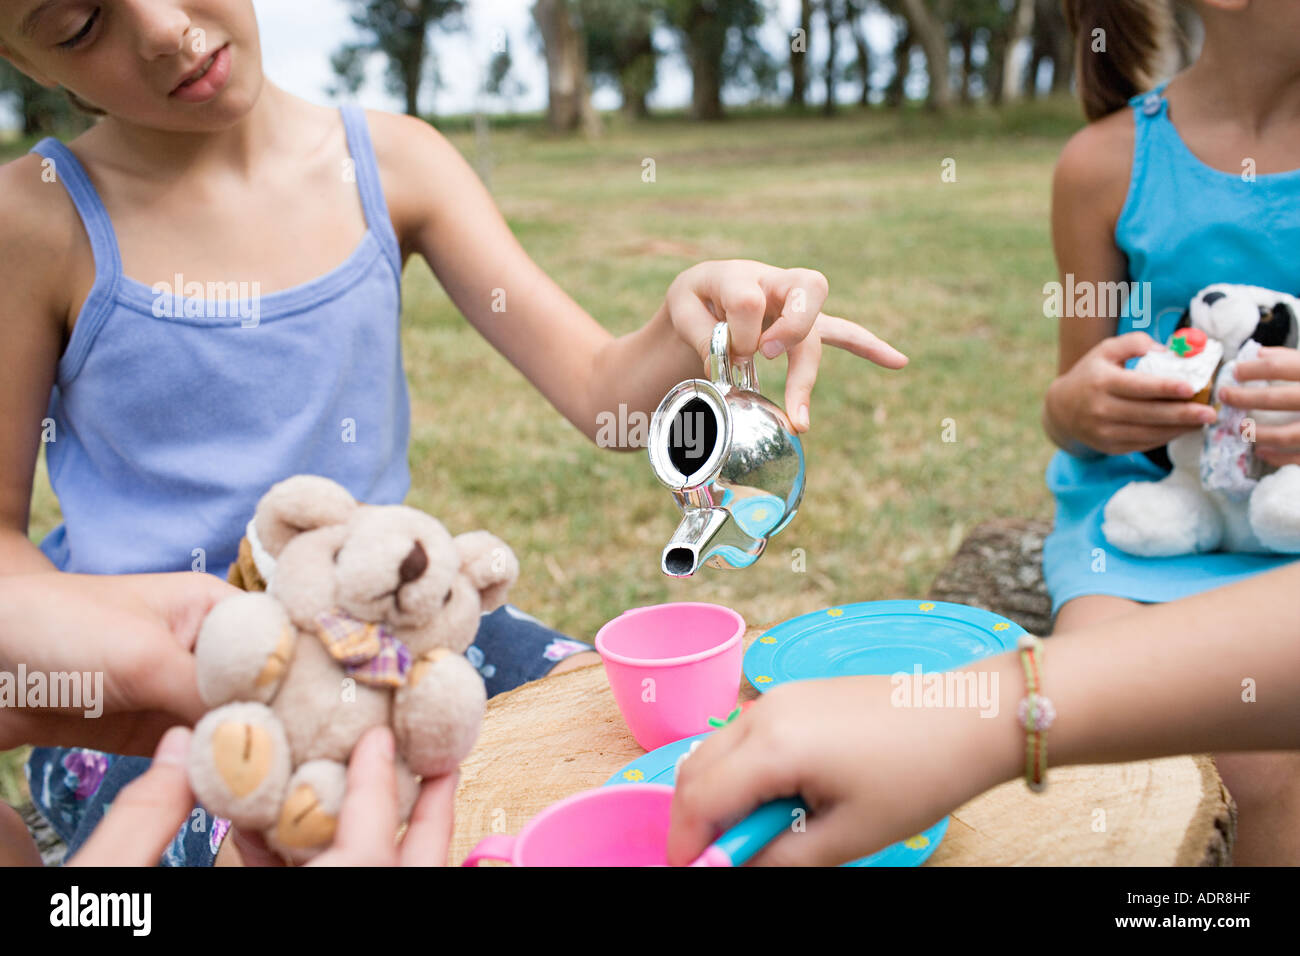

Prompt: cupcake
xmin=1134 ymin=328 xmax=1223 ymax=404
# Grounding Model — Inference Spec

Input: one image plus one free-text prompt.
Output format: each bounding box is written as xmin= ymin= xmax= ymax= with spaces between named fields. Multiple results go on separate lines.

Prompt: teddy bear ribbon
xmin=315 ymin=610 xmax=413 ymax=688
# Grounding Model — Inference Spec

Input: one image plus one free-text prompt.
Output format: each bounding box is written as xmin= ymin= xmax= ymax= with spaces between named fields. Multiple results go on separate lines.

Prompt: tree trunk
xmin=401 ymin=24 xmax=426 ymax=116
xmin=1034 ymin=0 xmax=1073 ymax=94
xmin=897 ymin=0 xmax=952 ymax=111
xmin=620 ymin=78 xmax=649 ymax=119
xmin=957 ymin=24 xmax=974 ymax=104
xmin=885 ymin=21 xmax=912 ymax=108
xmin=685 ymin=2 xmax=726 ymax=121
xmin=790 ymin=0 xmax=813 ymax=108
xmin=533 ymin=0 xmax=600 ymax=133
xmin=1029 ymin=46 xmax=1047 ymax=98
xmin=823 ymin=0 xmax=844 ymax=116
xmin=848 ymin=1 xmax=871 ymax=106
xmin=1000 ymin=0 xmax=1036 ymax=103
xmin=618 ymin=26 xmax=655 ymax=120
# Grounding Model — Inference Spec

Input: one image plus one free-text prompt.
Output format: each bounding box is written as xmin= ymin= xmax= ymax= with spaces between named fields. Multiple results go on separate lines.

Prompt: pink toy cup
xmin=595 ymin=602 xmax=744 ymax=751
xmin=461 ymin=784 xmax=726 ymax=866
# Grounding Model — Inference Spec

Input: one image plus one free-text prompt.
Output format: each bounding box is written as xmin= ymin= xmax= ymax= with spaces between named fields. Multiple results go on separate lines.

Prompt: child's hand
xmin=0 ymin=572 xmax=235 ymax=754
xmin=221 ymin=727 xmax=457 ymax=867
xmin=666 ymin=674 xmax=1017 ymax=866
xmin=67 ymin=727 xmax=197 ymax=866
xmin=1045 ymin=332 xmax=1217 ymax=455
xmin=665 ymin=260 xmax=908 ymax=432
xmin=1218 ymin=347 xmax=1300 ymax=466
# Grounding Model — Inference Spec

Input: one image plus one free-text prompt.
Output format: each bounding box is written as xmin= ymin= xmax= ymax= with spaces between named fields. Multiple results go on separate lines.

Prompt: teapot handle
xmin=707 ymin=321 xmax=759 ymax=393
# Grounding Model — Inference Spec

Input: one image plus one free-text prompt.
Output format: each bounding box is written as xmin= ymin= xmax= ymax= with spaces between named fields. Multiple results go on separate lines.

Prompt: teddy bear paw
xmin=267 ymin=760 xmax=347 ymax=863
xmin=189 ymin=703 xmax=292 ymax=831
xmin=194 ymin=592 xmax=296 ymax=706
xmin=395 ymin=650 xmax=486 ymax=778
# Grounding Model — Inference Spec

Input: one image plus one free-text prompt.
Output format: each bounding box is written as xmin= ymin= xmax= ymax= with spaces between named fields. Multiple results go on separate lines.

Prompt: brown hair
xmin=1064 ymin=0 xmax=1175 ymax=121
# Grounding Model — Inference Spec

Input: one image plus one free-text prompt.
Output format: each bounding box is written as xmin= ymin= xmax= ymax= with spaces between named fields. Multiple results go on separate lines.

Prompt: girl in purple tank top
xmin=0 ymin=1 xmax=904 ymax=865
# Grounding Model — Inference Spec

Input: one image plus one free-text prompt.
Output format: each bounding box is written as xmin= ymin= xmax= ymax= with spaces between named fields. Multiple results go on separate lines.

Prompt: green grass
xmin=3 ymin=98 xmax=1081 ymax=805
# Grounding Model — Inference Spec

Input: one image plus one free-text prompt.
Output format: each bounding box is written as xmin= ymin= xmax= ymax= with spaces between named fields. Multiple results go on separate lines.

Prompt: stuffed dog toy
xmin=1102 ymin=283 xmax=1300 ymax=556
xmin=187 ymin=474 xmax=517 ymax=862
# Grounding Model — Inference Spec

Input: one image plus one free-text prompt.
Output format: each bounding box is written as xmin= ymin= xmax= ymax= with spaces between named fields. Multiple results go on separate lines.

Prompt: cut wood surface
xmin=452 ymin=627 xmax=1235 ymax=866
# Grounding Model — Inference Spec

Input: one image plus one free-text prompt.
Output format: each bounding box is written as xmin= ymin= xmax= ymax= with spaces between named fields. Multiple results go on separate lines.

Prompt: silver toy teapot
xmin=648 ymin=321 xmax=806 ymax=577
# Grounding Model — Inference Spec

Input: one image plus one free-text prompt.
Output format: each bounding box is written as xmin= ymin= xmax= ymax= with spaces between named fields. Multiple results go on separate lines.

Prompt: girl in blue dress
xmin=1045 ymin=0 xmax=1300 ymax=863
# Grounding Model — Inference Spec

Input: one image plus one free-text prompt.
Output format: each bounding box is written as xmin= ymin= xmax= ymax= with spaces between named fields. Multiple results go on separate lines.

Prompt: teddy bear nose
xmin=1202 ymin=291 xmax=1226 ymax=307
xmin=399 ymin=541 xmax=428 ymax=584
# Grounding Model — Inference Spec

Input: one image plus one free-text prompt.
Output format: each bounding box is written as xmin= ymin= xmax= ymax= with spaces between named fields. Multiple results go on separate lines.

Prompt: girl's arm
xmin=373 ymin=113 xmax=905 ymax=445
xmin=1041 ymin=112 xmax=1212 ymax=456
xmin=0 ymin=156 xmax=75 ymax=575
xmin=668 ymin=562 xmax=1300 ymax=866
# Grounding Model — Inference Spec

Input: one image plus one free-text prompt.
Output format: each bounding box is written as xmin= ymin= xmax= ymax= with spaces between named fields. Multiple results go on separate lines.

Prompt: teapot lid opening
xmin=648 ymin=381 xmax=730 ymax=490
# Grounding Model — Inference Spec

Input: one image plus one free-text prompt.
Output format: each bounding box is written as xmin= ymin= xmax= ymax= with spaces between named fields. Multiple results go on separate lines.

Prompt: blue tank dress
xmin=22 ymin=106 xmax=590 ymax=865
xmin=1042 ymin=86 xmax=1300 ymax=617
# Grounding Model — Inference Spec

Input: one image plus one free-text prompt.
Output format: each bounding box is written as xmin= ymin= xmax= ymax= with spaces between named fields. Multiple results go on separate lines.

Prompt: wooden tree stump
xmin=16 ymin=800 xmax=66 ymax=867
xmin=452 ymin=628 xmax=1235 ymax=866
xmin=928 ymin=518 xmax=1054 ymax=635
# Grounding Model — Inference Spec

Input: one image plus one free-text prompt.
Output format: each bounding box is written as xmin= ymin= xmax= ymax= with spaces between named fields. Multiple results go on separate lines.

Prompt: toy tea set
xmin=464 ymin=321 xmax=1025 ymax=867
xmin=465 ymin=284 xmax=1300 ymax=867
xmin=185 ymin=321 xmax=1024 ymax=866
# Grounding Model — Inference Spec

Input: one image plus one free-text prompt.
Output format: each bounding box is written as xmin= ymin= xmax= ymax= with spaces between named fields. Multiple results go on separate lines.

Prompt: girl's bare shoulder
xmin=1054 ymin=108 xmax=1136 ymax=215
xmin=361 ymin=110 xmax=472 ymax=242
xmin=0 ymin=150 xmax=86 ymax=321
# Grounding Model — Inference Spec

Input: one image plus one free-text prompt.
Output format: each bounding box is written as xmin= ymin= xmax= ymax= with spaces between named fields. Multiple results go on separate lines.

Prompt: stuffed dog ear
xmin=1174 ymin=307 xmax=1192 ymax=332
xmin=1253 ymin=300 xmax=1298 ymax=349
xmin=454 ymin=531 xmax=519 ymax=613
xmin=253 ymin=475 xmax=358 ymax=559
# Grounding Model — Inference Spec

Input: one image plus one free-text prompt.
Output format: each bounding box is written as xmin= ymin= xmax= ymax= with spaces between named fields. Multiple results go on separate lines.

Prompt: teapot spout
xmin=662 ymin=506 xmax=765 ymax=577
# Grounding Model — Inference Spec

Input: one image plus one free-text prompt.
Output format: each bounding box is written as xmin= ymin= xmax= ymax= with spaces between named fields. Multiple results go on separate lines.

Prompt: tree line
xmin=1 ymin=1 xmax=1201 ymax=137
xmin=334 ymin=0 xmax=1198 ymax=130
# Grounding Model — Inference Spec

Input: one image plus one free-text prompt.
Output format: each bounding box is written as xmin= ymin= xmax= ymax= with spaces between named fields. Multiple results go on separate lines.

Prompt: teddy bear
xmin=1101 ymin=283 xmax=1300 ymax=557
xmin=187 ymin=474 xmax=518 ymax=862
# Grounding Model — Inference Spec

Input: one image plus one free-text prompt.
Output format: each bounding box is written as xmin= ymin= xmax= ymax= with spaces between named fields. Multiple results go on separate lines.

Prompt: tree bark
xmin=684 ymin=2 xmax=726 ymax=121
xmin=401 ymin=23 xmax=426 ymax=116
xmin=790 ymin=0 xmax=813 ymax=108
xmin=617 ymin=25 xmax=655 ymax=119
xmin=1000 ymin=0 xmax=1036 ymax=103
xmin=823 ymin=0 xmax=845 ymax=116
xmin=620 ymin=77 xmax=649 ymax=119
xmin=1034 ymin=0 xmax=1073 ymax=94
xmin=896 ymin=0 xmax=952 ymax=111
xmin=885 ymin=20 xmax=911 ymax=108
xmin=848 ymin=0 xmax=871 ymax=105
xmin=533 ymin=0 xmax=600 ymax=133
xmin=957 ymin=23 xmax=974 ymax=104
xmin=927 ymin=518 xmax=1054 ymax=636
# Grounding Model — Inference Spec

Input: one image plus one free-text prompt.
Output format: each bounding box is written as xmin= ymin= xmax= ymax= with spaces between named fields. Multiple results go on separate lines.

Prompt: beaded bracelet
xmin=1016 ymin=634 xmax=1055 ymax=793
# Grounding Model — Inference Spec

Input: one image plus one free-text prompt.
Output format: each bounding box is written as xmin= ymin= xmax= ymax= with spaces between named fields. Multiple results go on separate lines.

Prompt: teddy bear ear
xmin=253 ymin=475 xmax=358 ymax=559
xmin=454 ymin=531 xmax=519 ymax=613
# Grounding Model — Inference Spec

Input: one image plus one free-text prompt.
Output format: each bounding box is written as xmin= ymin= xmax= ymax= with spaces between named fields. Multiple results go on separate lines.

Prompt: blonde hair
xmin=1063 ymin=0 xmax=1175 ymax=120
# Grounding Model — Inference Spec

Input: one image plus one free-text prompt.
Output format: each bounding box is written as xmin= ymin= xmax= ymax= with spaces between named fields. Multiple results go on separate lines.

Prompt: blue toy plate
xmin=745 ymin=599 xmax=1024 ymax=692
xmin=606 ymin=733 xmax=948 ymax=867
